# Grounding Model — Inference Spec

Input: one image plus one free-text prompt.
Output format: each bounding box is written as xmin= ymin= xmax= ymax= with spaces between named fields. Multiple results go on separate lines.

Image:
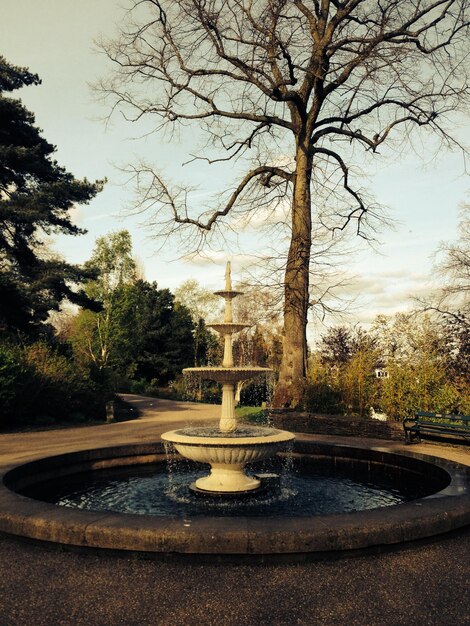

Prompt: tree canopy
xmin=0 ymin=56 xmax=104 ymax=336
xmin=68 ymin=231 xmax=195 ymax=387
xmin=102 ymin=0 xmax=470 ymax=408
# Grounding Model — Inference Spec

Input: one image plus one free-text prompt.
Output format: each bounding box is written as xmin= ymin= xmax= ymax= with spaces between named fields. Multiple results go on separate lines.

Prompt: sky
xmin=2 ymin=0 xmax=469 ymax=333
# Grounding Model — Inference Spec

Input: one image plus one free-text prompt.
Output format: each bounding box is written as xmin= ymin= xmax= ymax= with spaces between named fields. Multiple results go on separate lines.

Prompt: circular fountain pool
xmin=2 ymin=439 xmax=470 ymax=559
xmin=18 ymin=455 xmax=442 ymax=518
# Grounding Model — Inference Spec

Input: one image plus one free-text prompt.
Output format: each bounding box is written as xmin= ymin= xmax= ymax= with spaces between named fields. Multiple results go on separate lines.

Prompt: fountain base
xmin=189 ymin=472 xmax=281 ymax=496
xmin=193 ymin=465 xmax=261 ymax=493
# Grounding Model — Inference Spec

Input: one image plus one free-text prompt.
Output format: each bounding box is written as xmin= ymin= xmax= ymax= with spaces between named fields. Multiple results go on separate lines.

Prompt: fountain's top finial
xmin=225 ymin=261 xmax=232 ymax=291
xmin=213 ymin=259 xmax=243 ymax=300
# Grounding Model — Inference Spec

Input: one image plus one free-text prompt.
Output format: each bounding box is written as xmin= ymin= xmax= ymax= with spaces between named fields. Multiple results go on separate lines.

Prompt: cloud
xmin=181 ymin=250 xmax=260 ymax=270
xmin=232 ymin=202 xmax=291 ymax=231
xmin=68 ymin=204 xmax=115 ymax=226
xmin=336 ymin=269 xmax=438 ymax=324
xmin=84 ymin=213 xmax=115 ymax=223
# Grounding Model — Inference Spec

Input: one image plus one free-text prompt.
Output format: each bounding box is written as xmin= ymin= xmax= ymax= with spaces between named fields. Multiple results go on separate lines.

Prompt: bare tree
xmin=100 ymin=0 xmax=470 ymax=407
xmin=436 ymin=205 xmax=470 ymax=314
xmin=417 ymin=204 xmax=470 ymax=324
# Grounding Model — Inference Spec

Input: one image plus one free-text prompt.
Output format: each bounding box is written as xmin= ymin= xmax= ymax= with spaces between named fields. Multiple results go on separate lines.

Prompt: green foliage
xmin=68 ymin=230 xmax=138 ymax=373
xmin=303 ymin=356 xmax=343 ymax=414
xmin=341 ymin=343 xmax=380 ymax=416
xmin=0 ymin=56 xmax=104 ymax=336
xmin=67 ymin=233 xmax=196 ymax=390
xmin=380 ymin=351 xmax=468 ymax=419
xmin=306 ymin=328 xmax=380 ymax=416
xmin=84 ymin=230 xmax=137 ymax=302
xmin=194 ymin=317 xmax=221 ymax=366
xmin=0 ymin=345 xmax=26 ymax=418
xmin=377 ymin=315 xmax=468 ymax=418
xmin=126 ymin=284 xmax=195 ymax=385
xmin=126 ymin=284 xmax=188 ymax=382
xmin=239 ymin=379 xmax=271 ymax=406
xmin=0 ymin=339 xmax=108 ymax=428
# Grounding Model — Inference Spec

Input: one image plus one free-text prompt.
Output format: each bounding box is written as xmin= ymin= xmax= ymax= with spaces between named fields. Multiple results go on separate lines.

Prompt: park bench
xmin=403 ymin=411 xmax=470 ymax=444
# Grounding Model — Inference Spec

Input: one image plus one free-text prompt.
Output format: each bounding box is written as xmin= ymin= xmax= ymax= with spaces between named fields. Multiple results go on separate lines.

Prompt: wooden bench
xmin=403 ymin=411 xmax=470 ymax=444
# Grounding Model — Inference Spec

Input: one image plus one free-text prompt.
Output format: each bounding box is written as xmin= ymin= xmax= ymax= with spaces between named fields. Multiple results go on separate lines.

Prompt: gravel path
xmin=1 ymin=528 xmax=469 ymax=626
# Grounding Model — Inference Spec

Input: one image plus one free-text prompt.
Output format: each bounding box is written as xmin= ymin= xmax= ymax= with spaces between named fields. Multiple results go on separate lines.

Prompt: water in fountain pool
xmin=20 ymin=456 xmax=431 ymax=518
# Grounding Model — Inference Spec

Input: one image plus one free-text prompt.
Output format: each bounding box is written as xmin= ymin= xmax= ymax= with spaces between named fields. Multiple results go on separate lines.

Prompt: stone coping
xmin=1 ymin=439 xmax=470 ymax=559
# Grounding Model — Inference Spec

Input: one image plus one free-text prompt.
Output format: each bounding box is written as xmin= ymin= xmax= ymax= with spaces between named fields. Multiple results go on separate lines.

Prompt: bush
xmin=0 ymin=345 xmax=27 ymax=422
xmin=302 ymin=359 xmax=343 ymax=414
xmin=0 ymin=340 xmax=108 ymax=429
xmin=239 ymin=378 xmax=271 ymax=407
xmin=380 ymin=359 xmax=470 ymax=419
xmin=302 ymin=380 xmax=343 ymax=414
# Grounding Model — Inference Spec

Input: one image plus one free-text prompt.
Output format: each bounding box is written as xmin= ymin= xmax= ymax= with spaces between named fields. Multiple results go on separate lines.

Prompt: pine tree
xmin=0 ymin=57 xmax=103 ymax=335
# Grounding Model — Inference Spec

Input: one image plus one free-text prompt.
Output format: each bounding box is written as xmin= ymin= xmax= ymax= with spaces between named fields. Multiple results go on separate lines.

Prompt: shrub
xmin=0 ymin=340 xmax=108 ymax=428
xmin=302 ymin=359 xmax=343 ymax=414
xmin=0 ymin=345 xmax=27 ymax=423
xmin=303 ymin=380 xmax=343 ymax=414
xmin=239 ymin=378 xmax=271 ymax=407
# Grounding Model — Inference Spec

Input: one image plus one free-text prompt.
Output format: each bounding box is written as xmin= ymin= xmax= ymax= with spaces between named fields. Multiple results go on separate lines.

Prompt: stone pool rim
xmin=1 ymin=439 xmax=470 ymax=559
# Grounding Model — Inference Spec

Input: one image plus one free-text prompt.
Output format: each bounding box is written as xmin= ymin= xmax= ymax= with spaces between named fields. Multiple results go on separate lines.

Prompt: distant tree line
xmin=305 ymin=313 xmax=469 ymax=419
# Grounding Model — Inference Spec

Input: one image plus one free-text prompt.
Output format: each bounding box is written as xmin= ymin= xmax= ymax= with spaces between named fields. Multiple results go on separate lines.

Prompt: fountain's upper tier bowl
xmin=208 ymin=323 xmax=250 ymax=335
xmin=213 ymin=290 xmax=244 ymax=298
xmin=183 ymin=366 xmax=272 ymax=383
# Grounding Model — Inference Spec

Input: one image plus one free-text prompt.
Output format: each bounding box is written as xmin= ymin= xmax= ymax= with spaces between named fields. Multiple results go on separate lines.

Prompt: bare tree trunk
xmin=273 ymin=144 xmax=312 ymax=408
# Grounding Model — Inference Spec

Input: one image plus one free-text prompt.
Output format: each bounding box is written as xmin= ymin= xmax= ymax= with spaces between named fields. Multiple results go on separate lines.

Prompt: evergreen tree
xmin=0 ymin=57 xmax=103 ymax=335
xmin=319 ymin=327 xmax=353 ymax=367
xmin=129 ymin=283 xmax=194 ymax=385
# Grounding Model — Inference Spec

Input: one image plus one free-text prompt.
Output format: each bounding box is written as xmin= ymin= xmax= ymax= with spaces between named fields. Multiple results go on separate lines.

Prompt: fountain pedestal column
xmin=220 ymin=383 xmax=236 ymax=433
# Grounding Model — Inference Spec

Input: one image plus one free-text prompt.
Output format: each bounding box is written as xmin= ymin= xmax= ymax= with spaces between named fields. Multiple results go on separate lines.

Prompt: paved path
xmin=0 ymin=396 xmax=469 ymax=626
xmin=0 ymin=394 xmax=220 ymax=470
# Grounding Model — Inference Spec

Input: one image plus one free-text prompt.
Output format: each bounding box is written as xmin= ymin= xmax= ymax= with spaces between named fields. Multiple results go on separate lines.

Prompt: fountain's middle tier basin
xmin=183 ymin=366 xmax=272 ymax=383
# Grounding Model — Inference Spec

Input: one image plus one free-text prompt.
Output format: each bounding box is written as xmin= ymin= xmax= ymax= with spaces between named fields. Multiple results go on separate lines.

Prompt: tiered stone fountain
xmin=161 ymin=262 xmax=294 ymax=493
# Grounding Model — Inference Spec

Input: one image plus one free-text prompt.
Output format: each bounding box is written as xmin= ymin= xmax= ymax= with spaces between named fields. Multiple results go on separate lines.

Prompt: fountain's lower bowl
xmin=161 ymin=427 xmax=295 ymax=493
